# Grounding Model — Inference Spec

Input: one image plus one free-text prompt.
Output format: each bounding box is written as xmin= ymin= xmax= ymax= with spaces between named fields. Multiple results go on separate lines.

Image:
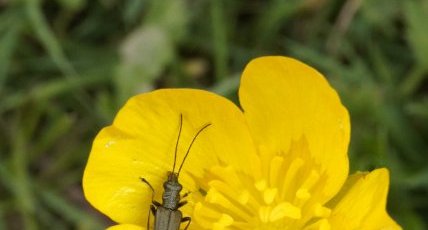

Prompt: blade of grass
xmin=32 ymin=110 xmax=74 ymax=159
xmin=400 ymin=66 xmax=426 ymax=97
xmin=25 ymin=0 xmax=75 ymax=76
xmin=24 ymin=0 xmax=95 ymax=113
xmin=39 ymin=144 xmax=84 ymax=181
xmin=0 ymin=164 xmax=13 ymax=195
xmin=0 ymin=203 xmax=6 ymax=230
xmin=326 ymin=0 xmax=363 ymax=54
xmin=0 ymin=163 xmax=15 ymax=230
xmin=36 ymin=207 xmax=66 ymax=230
xmin=367 ymin=41 xmax=394 ymax=85
xmin=10 ymin=117 xmax=36 ymax=230
xmin=0 ymin=72 xmax=109 ymax=116
xmin=0 ymin=161 xmax=104 ymax=229
xmin=37 ymin=187 xmax=105 ymax=229
xmin=211 ymin=0 xmax=228 ymax=81
xmin=406 ymin=168 xmax=428 ymax=188
xmin=256 ymin=0 xmax=300 ymax=47
xmin=0 ymin=17 xmax=21 ymax=93
xmin=404 ymin=0 xmax=428 ymax=69
xmin=379 ymin=103 xmax=426 ymax=163
xmin=406 ymin=99 xmax=428 ymax=119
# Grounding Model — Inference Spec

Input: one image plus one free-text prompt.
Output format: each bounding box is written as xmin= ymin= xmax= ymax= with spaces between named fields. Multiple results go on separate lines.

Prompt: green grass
xmin=1 ymin=0 xmax=427 ymax=229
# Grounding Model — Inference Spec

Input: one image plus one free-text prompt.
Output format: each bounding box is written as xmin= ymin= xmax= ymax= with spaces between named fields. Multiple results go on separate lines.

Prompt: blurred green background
xmin=1 ymin=0 xmax=427 ymax=229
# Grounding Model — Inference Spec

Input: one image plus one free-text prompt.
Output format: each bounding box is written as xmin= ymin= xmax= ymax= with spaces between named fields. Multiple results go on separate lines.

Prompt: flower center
xmin=191 ymin=139 xmax=333 ymax=229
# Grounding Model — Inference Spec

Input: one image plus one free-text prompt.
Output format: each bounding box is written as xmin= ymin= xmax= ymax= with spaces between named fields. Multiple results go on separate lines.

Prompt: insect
xmin=141 ymin=114 xmax=211 ymax=230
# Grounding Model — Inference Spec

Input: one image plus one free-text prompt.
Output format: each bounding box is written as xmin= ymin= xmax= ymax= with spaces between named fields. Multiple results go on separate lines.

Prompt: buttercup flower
xmin=83 ymin=56 xmax=401 ymax=230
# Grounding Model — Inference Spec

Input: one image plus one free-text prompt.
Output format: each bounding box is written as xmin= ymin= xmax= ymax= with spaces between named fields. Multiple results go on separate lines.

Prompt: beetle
xmin=141 ymin=114 xmax=211 ymax=230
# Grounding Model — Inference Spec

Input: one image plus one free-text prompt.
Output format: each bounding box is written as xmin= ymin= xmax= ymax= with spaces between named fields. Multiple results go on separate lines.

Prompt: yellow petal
xmin=107 ymin=224 xmax=146 ymax=230
xmin=83 ymin=89 xmax=256 ymax=225
xmin=327 ymin=168 xmax=402 ymax=229
xmin=239 ymin=56 xmax=350 ymax=202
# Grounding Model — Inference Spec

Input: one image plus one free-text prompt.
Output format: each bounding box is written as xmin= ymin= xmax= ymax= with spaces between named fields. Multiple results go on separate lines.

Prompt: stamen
xmin=270 ymin=202 xmax=301 ymax=221
xmin=305 ymin=218 xmax=331 ymax=230
xmin=193 ymin=202 xmax=221 ymax=219
xmin=280 ymin=158 xmax=304 ymax=200
xmin=208 ymin=180 xmax=238 ymax=200
xmin=296 ymin=188 xmax=311 ymax=201
xmin=255 ymin=180 xmax=267 ymax=191
xmin=206 ymin=188 xmax=252 ymax=221
xmin=192 ymin=139 xmax=330 ymax=229
xmin=238 ymin=190 xmax=250 ymax=204
xmin=313 ymin=203 xmax=331 ymax=218
xmin=300 ymin=170 xmax=320 ymax=190
xmin=213 ymin=214 xmax=233 ymax=230
xmin=259 ymin=206 xmax=272 ymax=223
xmin=263 ymin=188 xmax=278 ymax=204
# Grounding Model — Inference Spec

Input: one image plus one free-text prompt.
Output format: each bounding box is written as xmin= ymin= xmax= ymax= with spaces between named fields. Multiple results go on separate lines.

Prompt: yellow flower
xmin=83 ymin=56 xmax=401 ymax=230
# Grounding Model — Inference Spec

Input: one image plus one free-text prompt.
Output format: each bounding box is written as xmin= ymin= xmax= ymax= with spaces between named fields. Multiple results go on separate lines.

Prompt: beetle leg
xmin=150 ymin=204 xmax=157 ymax=216
xmin=153 ymin=200 xmax=161 ymax=207
xmin=181 ymin=217 xmax=191 ymax=230
xmin=140 ymin=177 xmax=154 ymax=191
xmin=141 ymin=177 xmax=159 ymax=229
xmin=182 ymin=191 xmax=191 ymax=198
xmin=178 ymin=200 xmax=187 ymax=208
xmin=140 ymin=177 xmax=156 ymax=201
xmin=147 ymin=204 xmax=157 ymax=229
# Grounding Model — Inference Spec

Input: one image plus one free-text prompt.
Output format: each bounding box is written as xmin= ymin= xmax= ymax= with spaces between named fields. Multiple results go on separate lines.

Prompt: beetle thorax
xmin=162 ymin=172 xmax=182 ymax=210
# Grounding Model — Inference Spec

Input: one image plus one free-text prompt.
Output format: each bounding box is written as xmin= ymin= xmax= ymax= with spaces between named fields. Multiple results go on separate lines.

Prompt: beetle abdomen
xmin=154 ymin=206 xmax=182 ymax=230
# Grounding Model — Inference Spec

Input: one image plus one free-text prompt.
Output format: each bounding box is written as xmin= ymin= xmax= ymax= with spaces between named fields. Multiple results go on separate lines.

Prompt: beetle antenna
xmin=172 ymin=114 xmax=183 ymax=173
xmin=177 ymin=123 xmax=211 ymax=176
